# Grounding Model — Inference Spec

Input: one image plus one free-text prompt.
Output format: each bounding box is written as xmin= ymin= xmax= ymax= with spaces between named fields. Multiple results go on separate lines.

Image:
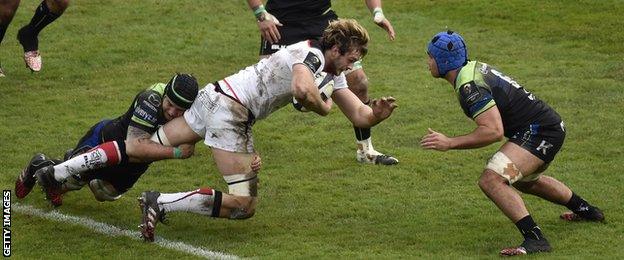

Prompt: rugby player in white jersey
xmin=136 ymin=19 xmax=397 ymax=242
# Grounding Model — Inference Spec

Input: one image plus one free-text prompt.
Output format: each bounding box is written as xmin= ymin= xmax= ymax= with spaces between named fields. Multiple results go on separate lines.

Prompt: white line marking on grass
xmin=14 ymin=203 xmax=239 ymax=260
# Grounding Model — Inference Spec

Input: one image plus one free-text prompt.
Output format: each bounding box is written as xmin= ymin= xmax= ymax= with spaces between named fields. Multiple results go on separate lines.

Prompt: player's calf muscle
xmin=222 ymin=195 xmax=256 ymax=219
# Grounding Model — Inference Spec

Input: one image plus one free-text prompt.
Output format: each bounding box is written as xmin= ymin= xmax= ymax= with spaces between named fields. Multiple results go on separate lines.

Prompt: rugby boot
xmin=35 ymin=165 xmax=63 ymax=207
xmin=138 ymin=191 xmax=167 ymax=242
xmin=560 ymin=206 xmax=605 ymax=222
xmin=15 ymin=153 xmax=55 ymax=198
xmin=500 ymin=237 xmax=551 ymax=256
xmin=17 ymin=27 xmax=42 ymax=72
xmin=0 ymin=65 xmax=5 ymax=77
xmin=356 ymin=149 xmax=399 ymax=165
xmin=22 ymin=51 xmax=42 ymax=72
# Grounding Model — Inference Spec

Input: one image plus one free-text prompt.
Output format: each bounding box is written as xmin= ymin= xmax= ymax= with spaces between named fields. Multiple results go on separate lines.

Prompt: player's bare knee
xmin=88 ymin=179 xmax=121 ymax=202
xmin=478 ymin=170 xmax=502 ymax=191
xmin=46 ymin=0 xmax=70 ymax=13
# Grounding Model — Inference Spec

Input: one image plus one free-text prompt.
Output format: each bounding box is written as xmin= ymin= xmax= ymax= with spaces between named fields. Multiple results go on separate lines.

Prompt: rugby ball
xmin=292 ymin=72 xmax=334 ymax=112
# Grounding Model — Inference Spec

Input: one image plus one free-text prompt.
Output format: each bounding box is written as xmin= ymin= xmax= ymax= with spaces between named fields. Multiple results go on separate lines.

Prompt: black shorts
xmin=70 ymin=119 xmax=150 ymax=194
xmin=259 ymin=11 xmax=338 ymax=55
xmin=508 ymin=121 xmax=566 ymax=163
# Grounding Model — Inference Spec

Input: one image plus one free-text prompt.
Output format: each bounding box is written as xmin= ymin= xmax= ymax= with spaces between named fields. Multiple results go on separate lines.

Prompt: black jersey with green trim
xmin=266 ymin=0 xmax=331 ymax=22
xmin=110 ymin=83 xmax=168 ymax=136
xmin=454 ymin=61 xmax=561 ymax=138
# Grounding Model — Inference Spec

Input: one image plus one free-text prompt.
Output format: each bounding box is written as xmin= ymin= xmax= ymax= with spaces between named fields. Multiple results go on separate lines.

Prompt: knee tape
xmin=222 ymin=172 xmax=258 ymax=197
xmin=88 ymin=179 xmax=122 ymax=201
xmin=486 ymin=151 xmax=524 ymax=184
xmin=150 ymin=126 xmax=171 ymax=146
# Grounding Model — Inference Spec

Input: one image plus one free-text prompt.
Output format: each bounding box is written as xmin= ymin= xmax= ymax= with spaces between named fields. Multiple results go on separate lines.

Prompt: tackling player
xmin=421 ymin=31 xmax=605 ymax=256
xmin=246 ymin=0 xmax=398 ymax=165
xmin=0 ymin=0 xmax=70 ymax=76
xmin=135 ymin=19 xmax=397 ymax=242
xmin=16 ymin=73 xmax=206 ymax=206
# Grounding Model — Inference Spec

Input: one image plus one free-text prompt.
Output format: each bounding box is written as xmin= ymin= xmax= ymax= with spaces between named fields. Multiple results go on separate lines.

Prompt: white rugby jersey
xmin=219 ymin=40 xmax=348 ymax=120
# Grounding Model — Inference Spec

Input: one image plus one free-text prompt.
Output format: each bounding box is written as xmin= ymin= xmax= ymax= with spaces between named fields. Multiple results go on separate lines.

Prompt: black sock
xmin=354 ymin=99 xmax=372 ymax=141
xmin=515 ymin=215 xmax=544 ymax=241
xmin=354 ymin=127 xmax=371 ymax=141
xmin=565 ymin=192 xmax=590 ymax=213
xmin=18 ymin=1 xmax=61 ymax=51
xmin=0 ymin=23 xmax=7 ymax=45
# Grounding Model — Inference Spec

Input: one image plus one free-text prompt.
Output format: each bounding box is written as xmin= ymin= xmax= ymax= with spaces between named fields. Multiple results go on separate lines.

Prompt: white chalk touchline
xmin=14 ymin=203 xmax=240 ymax=260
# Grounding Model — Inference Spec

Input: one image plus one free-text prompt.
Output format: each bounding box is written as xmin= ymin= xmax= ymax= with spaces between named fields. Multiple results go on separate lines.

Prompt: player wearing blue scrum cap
xmin=421 ymin=30 xmax=604 ymax=256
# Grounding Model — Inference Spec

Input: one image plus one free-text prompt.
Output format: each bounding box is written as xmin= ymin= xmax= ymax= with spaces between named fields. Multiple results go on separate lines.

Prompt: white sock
xmin=356 ymin=137 xmax=375 ymax=152
xmin=53 ymin=146 xmax=113 ymax=182
xmin=158 ymin=188 xmax=217 ymax=215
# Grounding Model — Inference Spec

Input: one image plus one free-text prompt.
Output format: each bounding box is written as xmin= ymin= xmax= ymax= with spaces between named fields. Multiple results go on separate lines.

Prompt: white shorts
xmin=184 ymin=85 xmax=255 ymax=153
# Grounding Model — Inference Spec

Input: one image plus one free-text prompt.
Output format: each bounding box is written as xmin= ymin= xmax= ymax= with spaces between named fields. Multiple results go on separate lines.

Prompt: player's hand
xmin=374 ymin=15 xmax=395 ymax=41
xmin=257 ymin=12 xmax=282 ymax=44
xmin=318 ymin=99 xmax=333 ymax=116
xmin=371 ymin=96 xmax=397 ymax=121
xmin=251 ymin=154 xmax=262 ymax=173
xmin=177 ymin=143 xmax=195 ymax=159
xmin=420 ymin=128 xmax=452 ymax=151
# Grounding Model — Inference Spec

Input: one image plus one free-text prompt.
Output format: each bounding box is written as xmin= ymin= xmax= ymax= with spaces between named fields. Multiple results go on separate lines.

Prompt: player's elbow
xmin=124 ymin=139 xmax=141 ymax=158
xmin=292 ymin=83 xmax=310 ymax=102
xmin=492 ymin=127 xmax=504 ymax=142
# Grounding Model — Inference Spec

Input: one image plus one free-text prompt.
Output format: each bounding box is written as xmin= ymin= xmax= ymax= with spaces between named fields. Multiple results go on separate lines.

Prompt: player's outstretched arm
xmin=364 ymin=0 xmax=395 ymax=40
xmin=125 ymin=125 xmax=194 ymax=163
xmin=247 ymin=0 xmax=282 ymax=44
xmin=421 ymin=106 xmax=504 ymax=151
xmin=333 ymin=88 xmax=397 ymax=128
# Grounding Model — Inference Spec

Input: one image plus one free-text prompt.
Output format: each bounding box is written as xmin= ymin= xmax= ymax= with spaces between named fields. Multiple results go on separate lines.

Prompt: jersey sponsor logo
xmin=147 ymin=93 xmax=161 ymax=108
xmin=134 ymin=106 xmax=158 ymax=124
xmin=303 ymin=52 xmax=322 ymax=72
xmin=461 ymin=82 xmax=481 ymax=106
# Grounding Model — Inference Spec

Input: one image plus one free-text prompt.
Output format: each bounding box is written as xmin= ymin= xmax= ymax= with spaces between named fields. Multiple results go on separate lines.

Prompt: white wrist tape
xmin=373 ymin=7 xmax=385 ymax=23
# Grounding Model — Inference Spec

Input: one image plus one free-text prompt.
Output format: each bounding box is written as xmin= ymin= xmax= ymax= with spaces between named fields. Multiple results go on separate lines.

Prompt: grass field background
xmin=1 ymin=0 xmax=623 ymax=258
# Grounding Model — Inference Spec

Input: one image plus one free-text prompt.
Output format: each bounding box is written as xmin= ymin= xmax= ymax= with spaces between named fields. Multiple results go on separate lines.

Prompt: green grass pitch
xmin=1 ymin=0 xmax=622 ymax=258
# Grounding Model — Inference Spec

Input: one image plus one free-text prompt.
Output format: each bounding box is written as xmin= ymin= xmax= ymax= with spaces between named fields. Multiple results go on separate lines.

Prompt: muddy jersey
xmin=455 ymin=61 xmax=561 ymax=138
xmin=109 ymin=83 xmax=168 ymax=136
xmin=266 ymin=0 xmax=331 ymax=22
xmin=221 ymin=40 xmax=347 ymax=120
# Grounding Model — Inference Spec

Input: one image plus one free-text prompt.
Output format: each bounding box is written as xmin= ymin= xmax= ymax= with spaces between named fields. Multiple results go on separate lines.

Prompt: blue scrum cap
xmin=427 ymin=30 xmax=467 ymax=76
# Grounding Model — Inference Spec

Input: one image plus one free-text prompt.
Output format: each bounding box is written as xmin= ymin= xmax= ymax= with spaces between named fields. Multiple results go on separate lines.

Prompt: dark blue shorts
xmin=508 ymin=121 xmax=566 ymax=163
xmin=70 ymin=119 xmax=150 ymax=194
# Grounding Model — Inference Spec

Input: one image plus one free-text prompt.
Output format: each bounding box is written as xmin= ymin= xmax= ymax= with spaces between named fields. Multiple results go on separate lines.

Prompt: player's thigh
xmin=211 ymin=147 xmax=255 ymax=175
xmin=93 ymin=163 xmax=149 ymax=194
xmin=498 ymin=142 xmax=545 ymax=176
xmin=162 ymin=116 xmax=203 ymax=146
xmin=0 ymin=0 xmax=20 ymax=19
xmin=345 ymin=67 xmax=369 ymax=101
